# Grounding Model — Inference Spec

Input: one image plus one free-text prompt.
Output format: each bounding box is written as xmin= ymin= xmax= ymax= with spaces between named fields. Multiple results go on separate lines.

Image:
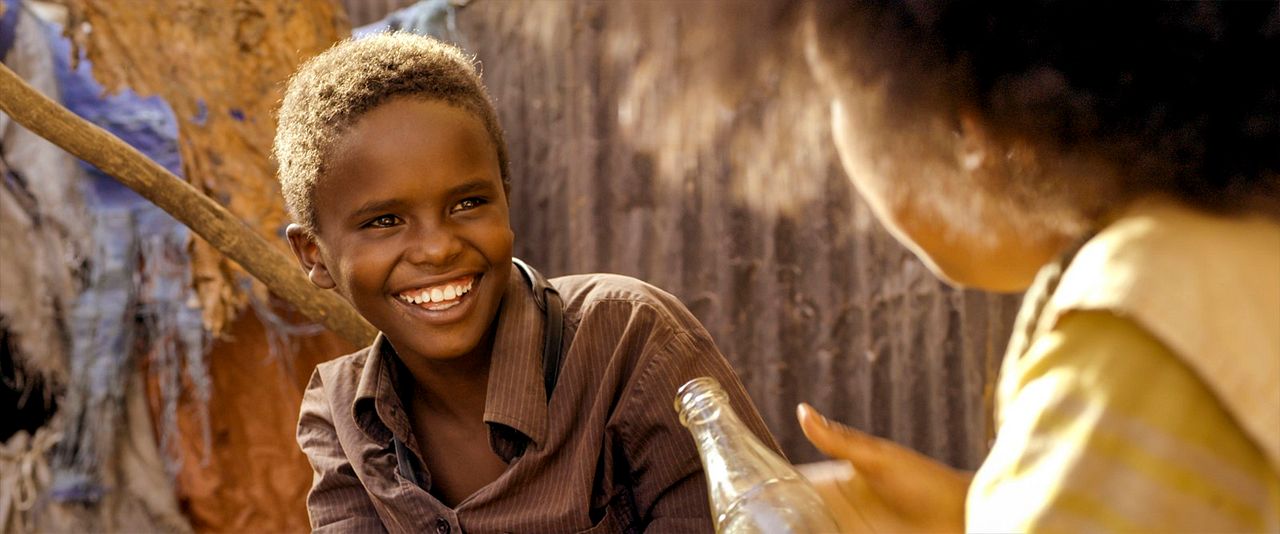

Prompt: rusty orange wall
xmin=145 ymin=307 xmax=353 ymax=532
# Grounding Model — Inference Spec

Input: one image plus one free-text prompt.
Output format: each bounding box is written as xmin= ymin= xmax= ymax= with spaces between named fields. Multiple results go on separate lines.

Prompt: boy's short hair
xmin=274 ymin=32 xmax=509 ymax=230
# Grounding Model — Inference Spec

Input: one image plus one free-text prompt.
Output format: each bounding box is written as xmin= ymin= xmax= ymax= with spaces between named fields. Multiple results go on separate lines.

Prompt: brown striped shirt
xmin=297 ymin=266 xmax=779 ymax=533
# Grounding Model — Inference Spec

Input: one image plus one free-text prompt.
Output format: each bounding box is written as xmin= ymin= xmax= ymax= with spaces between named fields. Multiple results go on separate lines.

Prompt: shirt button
xmin=435 ymin=517 xmax=450 ymax=534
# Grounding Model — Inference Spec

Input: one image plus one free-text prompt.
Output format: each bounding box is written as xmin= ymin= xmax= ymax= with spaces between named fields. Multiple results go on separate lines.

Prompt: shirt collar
xmin=482 ymin=262 xmax=551 ymax=450
xmin=350 ymin=262 xmax=552 ymax=458
xmin=352 ymin=333 xmax=410 ymax=446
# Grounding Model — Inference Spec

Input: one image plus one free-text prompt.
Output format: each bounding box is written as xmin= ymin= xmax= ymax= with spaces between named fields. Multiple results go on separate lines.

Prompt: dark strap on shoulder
xmin=393 ymin=435 xmax=423 ymax=488
xmin=512 ymin=258 xmax=564 ymax=403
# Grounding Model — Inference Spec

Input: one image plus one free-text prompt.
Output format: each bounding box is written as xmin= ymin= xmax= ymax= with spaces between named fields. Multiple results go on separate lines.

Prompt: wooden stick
xmin=0 ymin=62 xmax=376 ymax=347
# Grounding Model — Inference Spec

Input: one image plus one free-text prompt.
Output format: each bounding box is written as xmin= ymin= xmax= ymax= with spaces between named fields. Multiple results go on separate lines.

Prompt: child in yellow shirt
xmin=784 ymin=2 xmax=1280 ymax=531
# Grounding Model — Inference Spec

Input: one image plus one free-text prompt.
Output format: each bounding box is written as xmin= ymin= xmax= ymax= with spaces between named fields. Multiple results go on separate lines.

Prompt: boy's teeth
xmin=400 ymin=278 xmax=474 ymax=305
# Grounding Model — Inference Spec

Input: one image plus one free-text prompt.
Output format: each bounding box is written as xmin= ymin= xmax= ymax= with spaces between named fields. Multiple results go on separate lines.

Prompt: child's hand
xmin=796 ymin=403 xmax=972 ymax=533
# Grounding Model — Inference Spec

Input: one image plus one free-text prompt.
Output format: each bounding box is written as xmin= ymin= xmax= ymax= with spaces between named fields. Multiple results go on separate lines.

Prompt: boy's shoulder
xmin=551 ymin=271 xmax=667 ymax=301
xmin=550 ymin=272 xmax=704 ymax=336
xmin=308 ymin=345 xmax=375 ymax=404
xmin=552 ymin=272 xmax=683 ymax=312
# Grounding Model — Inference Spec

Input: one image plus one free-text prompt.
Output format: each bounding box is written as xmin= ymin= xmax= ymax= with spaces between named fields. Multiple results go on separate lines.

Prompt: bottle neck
xmin=677 ymin=379 xmax=799 ymax=511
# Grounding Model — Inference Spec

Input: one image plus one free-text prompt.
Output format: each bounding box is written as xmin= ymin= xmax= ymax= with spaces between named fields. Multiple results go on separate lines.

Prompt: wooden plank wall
xmin=347 ymin=0 xmax=1023 ymax=469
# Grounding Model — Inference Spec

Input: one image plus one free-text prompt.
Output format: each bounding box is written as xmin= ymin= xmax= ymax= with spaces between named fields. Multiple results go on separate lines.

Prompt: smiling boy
xmin=275 ymin=33 xmax=777 ymax=533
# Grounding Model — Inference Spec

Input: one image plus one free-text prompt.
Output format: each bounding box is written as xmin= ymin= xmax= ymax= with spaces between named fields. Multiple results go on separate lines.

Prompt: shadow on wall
xmin=447 ymin=1 xmax=1022 ymax=469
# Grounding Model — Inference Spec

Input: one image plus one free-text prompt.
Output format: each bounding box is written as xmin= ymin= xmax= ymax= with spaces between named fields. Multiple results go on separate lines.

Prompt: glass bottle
xmin=675 ymin=377 xmax=841 ymax=533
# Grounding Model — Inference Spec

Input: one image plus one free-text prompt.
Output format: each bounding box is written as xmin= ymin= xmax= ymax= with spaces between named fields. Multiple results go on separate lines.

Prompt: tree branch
xmin=0 ymin=62 xmax=376 ymax=347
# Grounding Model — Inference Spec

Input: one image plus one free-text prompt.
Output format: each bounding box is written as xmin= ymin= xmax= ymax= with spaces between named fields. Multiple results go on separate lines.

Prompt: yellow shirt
xmin=968 ymin=199 xmax=1280 ymax=533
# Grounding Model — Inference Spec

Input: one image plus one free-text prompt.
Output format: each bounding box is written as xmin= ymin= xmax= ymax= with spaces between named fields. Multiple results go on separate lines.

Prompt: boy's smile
xmin=395 ymin=274 xmax=475 ymax=311
xmin=288 ymin=97 xmax=513 ymax=364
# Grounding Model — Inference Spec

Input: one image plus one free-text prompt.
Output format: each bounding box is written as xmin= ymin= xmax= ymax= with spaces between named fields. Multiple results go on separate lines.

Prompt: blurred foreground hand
xmin=795 ymin=403 xmax=972 ymax=533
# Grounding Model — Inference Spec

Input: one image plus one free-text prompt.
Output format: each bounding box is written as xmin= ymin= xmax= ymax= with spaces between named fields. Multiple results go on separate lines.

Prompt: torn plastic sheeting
xmin=48 ymin=206 xmax=210 ymax=500
xmin=59 ymin=0 xmax=350 ymax=336
xmin=135 ymin=208 xmax=210 ymax=476
xmin=356 ymin=0 xmax=464 ymax=44
xmin=0 ymin=1 xmax=91 ymax=403
xmin=46 ymin=18 xmax=184 ymax=208
xmin=47 ymin=13 xmax=210 ymax=475
xmin=0 ymin=7 xmax=201 ymax=532
xmin=1 ymin=0 xmax=19 ymax=59
xmin=50 ymin=209 xmax=137 ymax=504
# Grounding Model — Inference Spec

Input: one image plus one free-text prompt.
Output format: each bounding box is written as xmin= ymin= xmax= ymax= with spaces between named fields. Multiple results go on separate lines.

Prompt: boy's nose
xmin=405 ymin=227 xmax=464 ymax=266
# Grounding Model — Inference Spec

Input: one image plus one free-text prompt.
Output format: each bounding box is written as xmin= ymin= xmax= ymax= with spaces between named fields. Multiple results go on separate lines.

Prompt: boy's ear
xmin=285 ymin=224 xmax=336 ymax=290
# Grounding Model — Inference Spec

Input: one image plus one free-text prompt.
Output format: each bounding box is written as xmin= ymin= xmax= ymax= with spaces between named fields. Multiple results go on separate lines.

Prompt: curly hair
xmin=804 ymin=0 xmax=1280 ymax=223
xmin=274 ymin=32 xmax=509 ymax=230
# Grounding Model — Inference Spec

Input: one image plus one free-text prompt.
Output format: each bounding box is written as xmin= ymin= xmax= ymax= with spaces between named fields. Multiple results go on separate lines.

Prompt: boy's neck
xmin=396 ymin=329 xmax=496 ymax=422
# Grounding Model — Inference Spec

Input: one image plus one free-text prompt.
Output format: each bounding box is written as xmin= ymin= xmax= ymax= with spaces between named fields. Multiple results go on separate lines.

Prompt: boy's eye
xmin=365 ymin=215 xmax=401 ymax=228
xmin=452 ymin=197 xmax=487 ymax=213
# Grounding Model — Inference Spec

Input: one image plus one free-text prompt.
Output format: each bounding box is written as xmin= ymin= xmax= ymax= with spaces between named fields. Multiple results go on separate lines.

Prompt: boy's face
xmin=287 ymin=97 xmax=513 ymax=363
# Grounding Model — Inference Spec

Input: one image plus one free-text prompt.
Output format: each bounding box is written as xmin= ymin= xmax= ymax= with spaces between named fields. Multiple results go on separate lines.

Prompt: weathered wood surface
xmin=449 ymin=1 xmax=1023 ymax=468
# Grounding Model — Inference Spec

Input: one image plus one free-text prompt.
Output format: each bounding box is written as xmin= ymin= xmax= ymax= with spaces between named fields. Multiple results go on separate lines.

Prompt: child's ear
xmin=286 ymin=224 xmax=336 ymax=290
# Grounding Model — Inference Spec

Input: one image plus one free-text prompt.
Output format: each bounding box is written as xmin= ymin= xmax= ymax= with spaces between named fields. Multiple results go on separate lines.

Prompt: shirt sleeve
xmin=968 ymin=310 xmax=1280 ymax=533
xmin=297 ymin=369 xmax=388 ymax=534
xmin=614 ymin=321 xmax=782 ymax=532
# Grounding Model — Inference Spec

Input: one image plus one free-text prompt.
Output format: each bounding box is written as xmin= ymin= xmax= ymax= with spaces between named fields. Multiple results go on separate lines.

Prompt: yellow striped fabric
xmin=968 ymin=310 xmax=1280 ymax=533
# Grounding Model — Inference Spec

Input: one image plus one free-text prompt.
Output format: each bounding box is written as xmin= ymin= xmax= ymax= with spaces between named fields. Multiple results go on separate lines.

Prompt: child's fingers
xmin=798 ymin=403 xmax=972 ymax=534
xmin=796 ymin=403 xmax=886 ymax=475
